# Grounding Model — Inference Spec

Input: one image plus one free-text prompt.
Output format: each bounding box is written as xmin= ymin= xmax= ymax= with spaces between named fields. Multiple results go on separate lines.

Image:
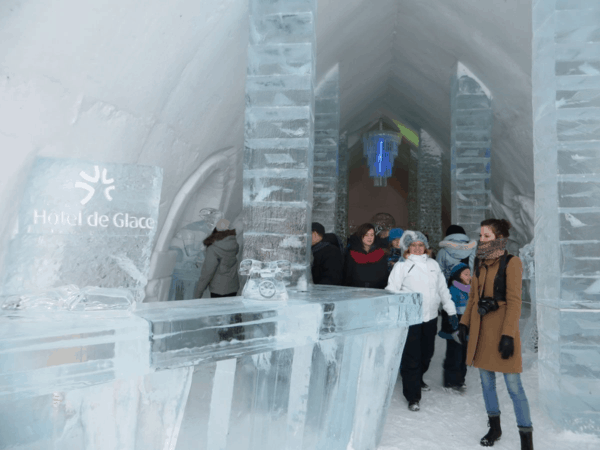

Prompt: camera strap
xmin=477 ymin=252 xmax=513 ymax=301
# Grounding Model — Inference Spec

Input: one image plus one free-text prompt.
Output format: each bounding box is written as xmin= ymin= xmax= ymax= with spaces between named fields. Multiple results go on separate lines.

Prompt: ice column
xmin=243 ymin=0 xmax=317 ymax=288
xmin=312 ymin=65 xmax=340 ymax=233
xmin=417 ymin=130 xmax=443 ymax=249
xmin=335 ymin=132 xmax=349 ymax=239
xmin=450 ymin=63 xmax=492 ymax=239
xmin=533 ymin=0 xmax=600 ymax=433
xmin=407 ymin=147 xmax=419 ymax=230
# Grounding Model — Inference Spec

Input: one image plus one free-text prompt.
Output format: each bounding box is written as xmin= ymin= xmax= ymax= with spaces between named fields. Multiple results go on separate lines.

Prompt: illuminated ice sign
xmin=2 ymin=158 xmax=163 ymax=300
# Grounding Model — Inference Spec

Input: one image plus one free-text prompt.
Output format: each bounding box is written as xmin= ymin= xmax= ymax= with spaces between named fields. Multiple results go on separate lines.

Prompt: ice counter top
xmin=0 ymin=287 xmax=421 ymax=450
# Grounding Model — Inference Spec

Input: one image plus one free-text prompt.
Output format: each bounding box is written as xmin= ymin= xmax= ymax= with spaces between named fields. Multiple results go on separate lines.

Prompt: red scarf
xmin=350 ymin=248 xmax=385 ymax=264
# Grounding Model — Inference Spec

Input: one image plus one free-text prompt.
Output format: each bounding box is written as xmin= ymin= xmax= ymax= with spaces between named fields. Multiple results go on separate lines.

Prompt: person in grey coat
xmin=436 ymin=224 xmax=477 ymax=281
xmin=194 ymin=219 xmax=240 ymax=298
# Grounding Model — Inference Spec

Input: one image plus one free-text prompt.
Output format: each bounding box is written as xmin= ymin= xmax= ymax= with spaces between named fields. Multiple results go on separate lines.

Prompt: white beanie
xmin=399 ymin=230 xmax=429 ymax=251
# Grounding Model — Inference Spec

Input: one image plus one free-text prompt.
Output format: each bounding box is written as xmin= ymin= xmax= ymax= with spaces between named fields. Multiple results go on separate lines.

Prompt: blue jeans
xmin=479 ymin=369 xmax=533 ymax=430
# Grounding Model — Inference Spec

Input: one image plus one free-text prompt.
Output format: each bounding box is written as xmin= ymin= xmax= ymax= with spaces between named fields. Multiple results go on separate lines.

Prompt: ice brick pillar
xmin=243 ymin=0 xmax=317 ymax=288
xmin=417 ymin=130 xmax=443 ymax=250
xmin=450 ymin=63 xmax=493 ymax=239
xmin=1 ymin=158 xmax=162 ymax=302
xmin=533 ymin=0 xmax=600 ymax=433
xmin=312 ymin=66 xmax=340 ymax=233
xmin=407 ymin=147 xmax=419 ymax=230
xmin=335 ymin=132 xmax=349 ymax=239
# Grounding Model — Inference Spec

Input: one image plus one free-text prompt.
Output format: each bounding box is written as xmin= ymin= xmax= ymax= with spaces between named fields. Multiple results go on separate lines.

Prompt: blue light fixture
xmin=362 ymin=122 xmax=400 ymax=187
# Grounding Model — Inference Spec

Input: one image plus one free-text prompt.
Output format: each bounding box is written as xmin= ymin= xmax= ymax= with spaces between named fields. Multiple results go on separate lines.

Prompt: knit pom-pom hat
xmin=399 ymin=230 xmax=429 ymax=251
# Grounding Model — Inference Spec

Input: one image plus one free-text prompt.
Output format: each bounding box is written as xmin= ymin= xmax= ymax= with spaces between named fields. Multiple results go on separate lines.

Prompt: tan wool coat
xmin=460 ymin=254 xmax=523 ymax=373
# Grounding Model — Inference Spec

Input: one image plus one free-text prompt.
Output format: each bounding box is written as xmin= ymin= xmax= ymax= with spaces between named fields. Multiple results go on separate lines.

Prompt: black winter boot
xmin=519 ymin=429 xmax=534 ymax=450
xmin=480 ymin=415 xmax=502 ymax=446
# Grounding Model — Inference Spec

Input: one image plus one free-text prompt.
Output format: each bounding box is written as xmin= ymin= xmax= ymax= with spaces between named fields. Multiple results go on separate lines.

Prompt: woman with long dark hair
xmin=343 ymin=223 xmax=388 ymax=289
xmin=458 ymin=219 xmax=533 ymax=449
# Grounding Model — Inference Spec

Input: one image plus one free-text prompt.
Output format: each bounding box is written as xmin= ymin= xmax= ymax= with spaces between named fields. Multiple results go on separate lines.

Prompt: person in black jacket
xmin=311 ymin=222 xmax=343 ymax=286
xmin=343 ymin=223 xmax=388 ymax=289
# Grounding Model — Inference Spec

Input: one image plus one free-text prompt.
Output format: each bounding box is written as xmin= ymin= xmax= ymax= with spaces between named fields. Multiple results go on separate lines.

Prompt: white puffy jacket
xmin=386 ymin=254 xmax=456 ymax=323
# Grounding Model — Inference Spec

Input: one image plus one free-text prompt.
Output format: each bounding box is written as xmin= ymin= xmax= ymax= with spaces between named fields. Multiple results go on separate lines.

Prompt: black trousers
xmin=443 ymin=314 xmax=468 ymax=387
xmin=400 ymin=317 xmax=437 ymax=403
xmin=211 ymin=292 xmax=244 ymax=340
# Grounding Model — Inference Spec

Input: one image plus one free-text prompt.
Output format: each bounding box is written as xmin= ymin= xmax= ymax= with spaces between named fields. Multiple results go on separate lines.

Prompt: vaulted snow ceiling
xmin=317 ymin=0 xmax=533 ymax=243
xmin=0 ymin=0 xmax=535 ymax=261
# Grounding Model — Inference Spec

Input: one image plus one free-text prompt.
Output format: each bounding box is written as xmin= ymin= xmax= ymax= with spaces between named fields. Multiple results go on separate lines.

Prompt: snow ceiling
xmin=0 ymin=0 xmax=535 ymax=264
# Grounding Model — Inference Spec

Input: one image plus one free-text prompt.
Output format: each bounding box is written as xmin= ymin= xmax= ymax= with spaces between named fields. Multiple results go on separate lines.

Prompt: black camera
xmin=478 ymin=297 xmax=499 ymax=316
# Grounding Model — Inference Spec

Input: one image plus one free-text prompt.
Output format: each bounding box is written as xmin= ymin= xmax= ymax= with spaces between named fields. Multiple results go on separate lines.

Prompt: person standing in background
xmin=437 ymin=225 xmax=478 ymax=281
xmin=439 ymin=263 xmax=471 ymax=392
xmin=311 ymin=222 xmax=343 ymax=286
xmin=343 ymin=223 xmax=388 ymax=289
xmin=194 ymin=219 xmax=240 ymax=298
xmin=387 ymin=228 xmax=404 ymax=272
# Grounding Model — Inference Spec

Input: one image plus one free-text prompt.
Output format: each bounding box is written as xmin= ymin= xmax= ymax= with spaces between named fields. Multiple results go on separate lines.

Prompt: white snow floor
xmin=378 ymin=321 xmax=600 ymax=450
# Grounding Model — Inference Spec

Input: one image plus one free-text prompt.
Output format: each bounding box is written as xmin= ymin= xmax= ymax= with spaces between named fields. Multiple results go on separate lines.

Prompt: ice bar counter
xmin=0 ymin=286 xmax=421 ymax=450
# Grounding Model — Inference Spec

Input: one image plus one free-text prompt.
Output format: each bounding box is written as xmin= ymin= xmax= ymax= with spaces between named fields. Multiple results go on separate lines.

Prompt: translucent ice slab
xmin=0 ymin=287 xmax=421 ymax=450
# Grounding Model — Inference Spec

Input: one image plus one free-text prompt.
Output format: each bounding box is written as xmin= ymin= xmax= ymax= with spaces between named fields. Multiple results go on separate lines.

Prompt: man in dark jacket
xmin=311 ymin=222 xmax=343 ymax=286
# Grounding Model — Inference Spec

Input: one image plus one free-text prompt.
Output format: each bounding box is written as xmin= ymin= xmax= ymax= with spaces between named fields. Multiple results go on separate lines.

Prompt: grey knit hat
xmin=399 ymin=230 xmax=429 ymax=251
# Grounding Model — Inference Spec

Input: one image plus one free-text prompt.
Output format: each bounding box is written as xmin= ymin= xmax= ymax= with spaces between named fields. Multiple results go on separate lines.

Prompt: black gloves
xmin=498 ymin=335 xmax=514 ymax=359
xmin=457 ymin=324 xmax=469 ymax=346
xmin=448 ymin=314 xmax=459 ymax=331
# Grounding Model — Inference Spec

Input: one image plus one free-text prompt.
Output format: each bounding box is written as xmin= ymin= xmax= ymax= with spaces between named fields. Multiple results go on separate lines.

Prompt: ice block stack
xmin=407 ymin=146 xmax=419 ymax=230
xmin=243 ymin=0 xmax=318 ymax=288
xmin=533 ymin=0 xmax=600 ymax=433
xmin=450 ymin=63 xmax=493 ymax=239
xmin=0 ymin=288 xmax=422 ymax=450
xmin=312 ymin=65 xmax=340 ymax=233
xmin=417 ymin=130 xmax=443 ymax=250
xmin=335 ymin=132 xmax=349 ymax=239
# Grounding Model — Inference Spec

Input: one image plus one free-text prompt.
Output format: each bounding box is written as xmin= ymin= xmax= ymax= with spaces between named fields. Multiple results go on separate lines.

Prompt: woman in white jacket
xmin=386 ymin=230 xmax=458 ymax=411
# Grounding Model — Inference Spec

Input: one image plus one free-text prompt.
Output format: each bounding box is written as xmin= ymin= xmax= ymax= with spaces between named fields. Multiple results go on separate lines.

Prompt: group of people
xmin=311 ymin=219 xmax=533 ymax=450
xmin=194 ymin=217 xmax=533 ymax=449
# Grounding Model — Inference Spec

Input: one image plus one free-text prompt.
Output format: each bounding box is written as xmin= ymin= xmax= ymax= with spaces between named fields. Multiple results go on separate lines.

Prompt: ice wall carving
xmin=533 ymin=0 xmax=600 ymax=433
xmin=243 ymin=0 xmax=317 ymax=289
xmin=312 ymin=65 xmax=340 ymax=233
xmin=1 ymin=158 xmax=162 ymax=302
xmin=417 ymin=130 xmax=443 ymax=250
xmin=450 ymin=63 xmax=493 ymax=239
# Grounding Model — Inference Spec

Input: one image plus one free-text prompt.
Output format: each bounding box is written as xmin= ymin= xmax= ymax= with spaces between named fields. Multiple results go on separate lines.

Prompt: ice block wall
xmin=533 ymin=0 xmax=600 ymax=433
xmin=1 ymin=158 xmax=162 ymax=302
xmin=335 ymin=132 xmax=349 ymax=239
xmin=0 ymin=288 xmax=422 ymax=450
xmin=243 ymin=0 xmax=317 ymax=288
xmin=312 ymin=65 xmax=340 ymax=233
xmin=417 ymin=130 xmax=442 ymax=249
xmin=450 ymin=63 xmax=493 ymax=239
xmin=407 ymin=146 xmax=419 ymax=230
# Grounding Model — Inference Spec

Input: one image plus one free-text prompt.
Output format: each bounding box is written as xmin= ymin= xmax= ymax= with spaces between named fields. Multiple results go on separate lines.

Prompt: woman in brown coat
xmin=458 ymin=219 xmax=533 ymax=450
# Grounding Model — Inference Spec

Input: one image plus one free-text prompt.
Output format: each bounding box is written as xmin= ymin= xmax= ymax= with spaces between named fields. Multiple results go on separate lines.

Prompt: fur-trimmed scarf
xmin=476 ymin=237 xmax=508 ymax=262
xmin=203 ymin=229 xmax=236 ymax=247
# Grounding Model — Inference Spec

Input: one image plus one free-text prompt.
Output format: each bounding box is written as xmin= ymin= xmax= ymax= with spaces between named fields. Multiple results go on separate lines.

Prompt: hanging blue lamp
xmin=362 ymin=120 xmax=400 ymax=187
